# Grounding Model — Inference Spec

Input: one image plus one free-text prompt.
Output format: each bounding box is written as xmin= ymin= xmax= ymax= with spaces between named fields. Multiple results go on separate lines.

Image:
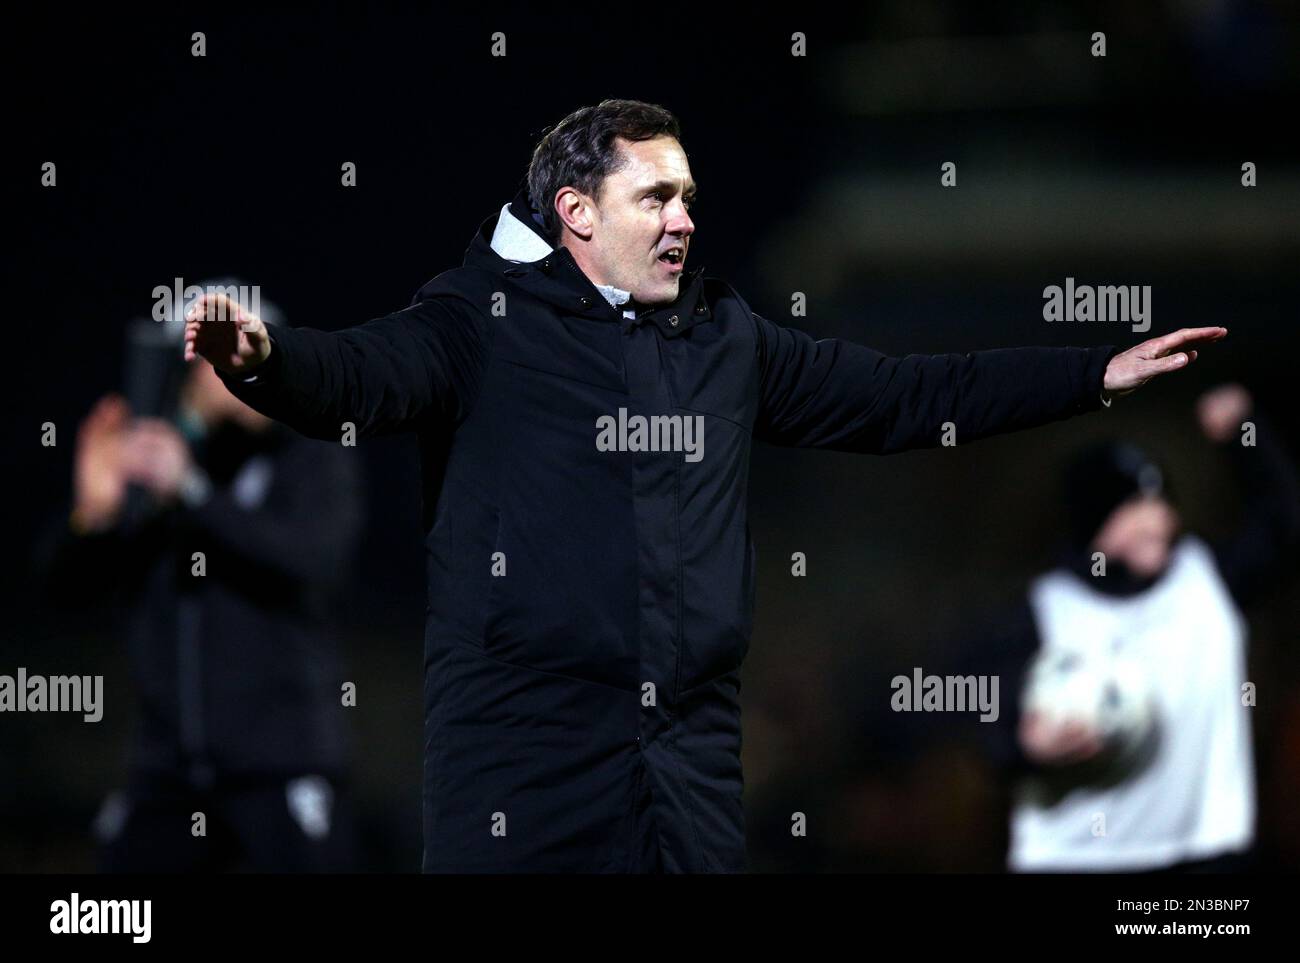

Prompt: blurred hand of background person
xmin=1197 ymin=383 xmax=1253 ymax=443
xmin=72 ymin=359 xmax=273 ymax=531
xmin=115 ymin=355 xmax=277 ymax=505
xmin=1018 ymin=712 xmax=1105 ymax=767
xmin=119 ymin=418 xmax=194 ymax=504
xmin=71 ymin=394 xmax=131 ymax=534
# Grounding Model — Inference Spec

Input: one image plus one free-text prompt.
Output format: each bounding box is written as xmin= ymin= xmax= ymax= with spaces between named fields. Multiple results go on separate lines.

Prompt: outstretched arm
xmin=752 ymin=313 xmax=1227 ymax=453
xmin=184 ymin=292 xmax=487 ymax=440
xmin=1197 ymin=385 xmax=1300 ymax=606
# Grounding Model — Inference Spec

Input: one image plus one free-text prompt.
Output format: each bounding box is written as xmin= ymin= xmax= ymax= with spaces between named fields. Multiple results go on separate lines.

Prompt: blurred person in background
xmin=38 ymin=289 xmax=364 ymax=872
xmin=989 ymin=385 xmax=1299 ymax=873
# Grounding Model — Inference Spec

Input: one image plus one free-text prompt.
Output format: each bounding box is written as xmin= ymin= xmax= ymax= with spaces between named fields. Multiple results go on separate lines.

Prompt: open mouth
xmin=658 ymin=246 xmax=685 ymax=272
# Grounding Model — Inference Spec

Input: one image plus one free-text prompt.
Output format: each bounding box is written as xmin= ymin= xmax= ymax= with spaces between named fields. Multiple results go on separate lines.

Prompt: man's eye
xmin=646 ymin=191 xmax=694 ymax=211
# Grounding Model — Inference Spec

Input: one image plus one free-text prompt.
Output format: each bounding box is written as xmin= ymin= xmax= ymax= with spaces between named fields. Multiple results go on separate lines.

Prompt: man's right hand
xmin=1196 ymin=383 xmax=1253 ymax=443
xmin=184 ymin=292 xmax=272 ymax=374
xmin=71 ymin=394 xmax=130 ymax=534
xmin=1018 ymin=710 xmax=1105 ymax=767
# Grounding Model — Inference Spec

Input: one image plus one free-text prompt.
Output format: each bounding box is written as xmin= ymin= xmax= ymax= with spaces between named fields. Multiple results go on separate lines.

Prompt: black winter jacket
xmin=219 ymin=190 xmax=1116 ymax=871
xmin=40 ymin=421 xmax=363 ymax=784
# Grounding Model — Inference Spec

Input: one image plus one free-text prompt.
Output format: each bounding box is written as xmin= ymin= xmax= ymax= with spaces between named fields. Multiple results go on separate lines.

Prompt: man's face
xmin=1092 ymin=495 xmax=1180 ymax=579
xmin=559 ymin=135 xmax=696 ymax=306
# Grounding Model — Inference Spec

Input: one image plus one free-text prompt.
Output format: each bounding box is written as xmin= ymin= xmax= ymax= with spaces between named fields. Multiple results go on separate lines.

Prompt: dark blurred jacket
xmin=40 ymin=420 xmax=363 ymax=784
xmin=216 ymin=189 xmax=1116 ymax=872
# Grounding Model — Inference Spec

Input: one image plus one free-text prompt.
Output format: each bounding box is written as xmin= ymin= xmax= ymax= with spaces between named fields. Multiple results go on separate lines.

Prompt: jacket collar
xmin=1059 ymin=543 xmax=1169 ymax=598
xmin=464 ymin=188 xmax=712 ymax=338
xmin=489 ymin=194 xmax=554 ymax=263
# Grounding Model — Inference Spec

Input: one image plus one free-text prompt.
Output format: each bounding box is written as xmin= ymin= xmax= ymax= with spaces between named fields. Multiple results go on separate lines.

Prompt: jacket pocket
xmin=677 ymin=517 xmax=755 ymax=687
xmin=660 ymin=320 xmax=757 ymax=431
xmin=478 ymin=507 xmax=638 ymax=687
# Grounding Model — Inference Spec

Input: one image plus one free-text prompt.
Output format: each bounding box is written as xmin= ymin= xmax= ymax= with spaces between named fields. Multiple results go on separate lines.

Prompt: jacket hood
xmin=485 ymin=190 xmax=556 ymax=263
xmin=463 ymin=188 xmax=712 ymax=335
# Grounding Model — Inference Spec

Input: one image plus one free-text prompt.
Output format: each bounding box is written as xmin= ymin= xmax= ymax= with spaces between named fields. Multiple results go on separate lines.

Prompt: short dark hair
xmin=527 ymin=99 xmax=682 ymax=243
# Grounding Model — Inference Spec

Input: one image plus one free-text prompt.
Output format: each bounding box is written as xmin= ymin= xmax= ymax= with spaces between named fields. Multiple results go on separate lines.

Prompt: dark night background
xmin=4 ymin=2 xmax=1298 ymax=871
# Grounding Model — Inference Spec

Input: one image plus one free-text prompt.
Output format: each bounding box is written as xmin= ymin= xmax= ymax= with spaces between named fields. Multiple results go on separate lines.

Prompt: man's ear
xmin=555 ymin=187 xmax=596 ymax=241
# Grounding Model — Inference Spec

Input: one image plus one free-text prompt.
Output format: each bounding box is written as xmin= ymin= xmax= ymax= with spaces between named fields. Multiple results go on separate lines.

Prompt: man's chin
xmin=636 ymin=282 xmax=680 ymax=307
xmin=1129 ymin=546 xmax=1172 ymax=580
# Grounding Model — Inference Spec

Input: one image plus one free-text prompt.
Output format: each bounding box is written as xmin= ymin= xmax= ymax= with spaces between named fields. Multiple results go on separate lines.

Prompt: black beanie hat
xmin=1063 ymin=441 xmax=1170 ymax=548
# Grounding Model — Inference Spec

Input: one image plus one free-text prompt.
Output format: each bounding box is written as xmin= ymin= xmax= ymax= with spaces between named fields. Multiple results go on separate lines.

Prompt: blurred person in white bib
xmin=1003 ymin=385 xmax=1297 ymax=872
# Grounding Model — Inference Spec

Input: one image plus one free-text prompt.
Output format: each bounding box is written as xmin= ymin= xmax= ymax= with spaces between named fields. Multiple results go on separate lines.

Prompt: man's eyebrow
xmin=639 ymin=179 xmax=699 ymax=197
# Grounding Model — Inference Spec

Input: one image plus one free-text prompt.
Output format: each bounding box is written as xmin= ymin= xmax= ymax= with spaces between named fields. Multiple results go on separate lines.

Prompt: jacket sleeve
xmin=751 ymin=312 xmax=1118 ymax=453
xmin=1209 ymin=411 xmax=1300 ymax=607
xmin=217 ymin=296 xmax=488 ymax=441
xmin=179 ymin=439 xmax=365 ymax=587
xmin=32 ymin=504 xmax=166 ymax=612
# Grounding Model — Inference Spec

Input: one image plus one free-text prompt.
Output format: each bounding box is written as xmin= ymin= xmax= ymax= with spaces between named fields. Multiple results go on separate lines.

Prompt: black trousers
xmin=97 ymin=767 xmax=354 ymax=873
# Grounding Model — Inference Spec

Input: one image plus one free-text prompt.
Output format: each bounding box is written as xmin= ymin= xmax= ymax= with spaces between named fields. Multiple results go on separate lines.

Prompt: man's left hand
xmin=1196 ymin=383 xmax=1253 ymax=442
xmin=1102 ymin=326 xmax=1228 ymax=401
xmin=121 ymin=419 xmax=195 ymax=503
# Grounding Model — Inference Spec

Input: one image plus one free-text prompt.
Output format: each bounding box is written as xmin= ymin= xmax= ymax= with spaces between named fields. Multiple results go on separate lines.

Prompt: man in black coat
xmin=44 ymin=318 xmax=363 ymax=872
xmin=186 ymin=99 xmax=1226 ymax=872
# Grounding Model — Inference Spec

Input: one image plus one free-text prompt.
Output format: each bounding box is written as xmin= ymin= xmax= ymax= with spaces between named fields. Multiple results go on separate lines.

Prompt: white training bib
xmin=1010 ymin=535 xmax=1255 ymax=871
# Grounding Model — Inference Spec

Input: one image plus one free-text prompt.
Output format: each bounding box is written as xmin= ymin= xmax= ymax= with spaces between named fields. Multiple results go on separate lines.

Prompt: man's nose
xmin=666 ymin=203 xmax=694 ymax=238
